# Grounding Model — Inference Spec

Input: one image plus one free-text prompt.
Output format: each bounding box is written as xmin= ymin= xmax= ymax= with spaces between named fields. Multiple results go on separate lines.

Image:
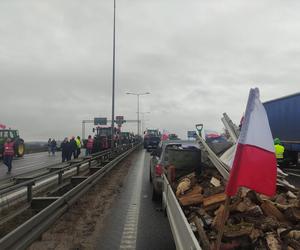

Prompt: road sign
xmin=116 ymin=116 xmax=125 ymax=126
xmin=187 ymin=131 xmax=197 ymax=138
xmin=94 ymin=117 xmax=107 ymax=125
xmin=116 ymin=116 xmax=124 ymax=121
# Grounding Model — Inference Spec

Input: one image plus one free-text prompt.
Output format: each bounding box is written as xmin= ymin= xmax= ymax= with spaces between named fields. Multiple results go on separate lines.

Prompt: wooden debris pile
xmin=169 ymin=166 xmax=300 ymax=250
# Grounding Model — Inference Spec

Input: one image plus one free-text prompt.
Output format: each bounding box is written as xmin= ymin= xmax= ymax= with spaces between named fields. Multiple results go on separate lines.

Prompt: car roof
xmin=160 ymin=139 xmax=200 ymax=149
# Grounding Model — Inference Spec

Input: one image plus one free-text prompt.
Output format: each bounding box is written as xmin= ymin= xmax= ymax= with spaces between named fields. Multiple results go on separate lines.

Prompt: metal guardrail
xmin=0 ymin=143 xmax=140 ymax=250
xmin=0 ymin=147 xmax=121 ymax=201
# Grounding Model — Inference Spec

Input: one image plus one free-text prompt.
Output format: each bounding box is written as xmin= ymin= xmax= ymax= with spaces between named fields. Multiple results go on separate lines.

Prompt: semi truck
xmin=263 ymin=92 xmax=300 ymax=166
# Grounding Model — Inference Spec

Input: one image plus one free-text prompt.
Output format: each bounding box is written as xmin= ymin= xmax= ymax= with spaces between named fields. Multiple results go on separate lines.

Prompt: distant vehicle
xmin=168 ymin=133 xmax=179 ymax=140
xmin=149 ymin=140 xmax=200 ymax=201
xmin=264 ymin=92 xmax=300 ymax=166
xmin=0 ymin=128 xmax=25 ymax=157
xmin=143 ymin=129 xmax=161 ymax=150
xmin=120 ymin=132 xmax=134 ymax=145
xmin=92 ymin=126 xmax=118 ymax=153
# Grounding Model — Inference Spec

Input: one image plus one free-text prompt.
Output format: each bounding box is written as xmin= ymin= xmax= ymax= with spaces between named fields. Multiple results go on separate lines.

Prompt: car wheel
xmin=152 ymin=187 xmax=160 ymax=201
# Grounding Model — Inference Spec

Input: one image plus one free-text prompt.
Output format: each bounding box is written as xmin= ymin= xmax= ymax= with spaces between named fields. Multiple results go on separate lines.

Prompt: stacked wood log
xmin=171 ymin=167 xmax=300 ymax=250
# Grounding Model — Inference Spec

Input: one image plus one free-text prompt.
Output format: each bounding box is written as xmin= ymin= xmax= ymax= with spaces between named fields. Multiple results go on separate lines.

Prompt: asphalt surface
xmin=96 ymin=149 xmax=175 ymax=250
xmin=0 ymin=151 xmax=62 ymax=180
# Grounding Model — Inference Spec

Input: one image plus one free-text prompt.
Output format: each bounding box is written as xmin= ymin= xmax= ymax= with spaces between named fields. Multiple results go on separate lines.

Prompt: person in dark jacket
xmin=61 ymin=137 xmax=71 ymax=162
xmin=51 ymin=139 xmax=57 ymax=156
xmin=70 ymin=136 xmax=77 ymax=159
xmin=47 ymin=138 xmax=52 ymax=156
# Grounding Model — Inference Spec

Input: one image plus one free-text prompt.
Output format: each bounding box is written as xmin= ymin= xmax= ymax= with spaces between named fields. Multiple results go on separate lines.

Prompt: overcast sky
xmin=0 ymin=0 xmax=299 ymax=140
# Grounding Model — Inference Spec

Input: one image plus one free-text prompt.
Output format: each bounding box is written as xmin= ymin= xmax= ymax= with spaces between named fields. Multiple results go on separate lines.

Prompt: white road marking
xmin=119 ymin=150 xmax=145 ymax=250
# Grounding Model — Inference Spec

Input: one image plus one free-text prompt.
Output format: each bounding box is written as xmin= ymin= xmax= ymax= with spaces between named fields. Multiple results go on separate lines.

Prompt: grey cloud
xmin=0 ymin=0 xmax=299 ymax=140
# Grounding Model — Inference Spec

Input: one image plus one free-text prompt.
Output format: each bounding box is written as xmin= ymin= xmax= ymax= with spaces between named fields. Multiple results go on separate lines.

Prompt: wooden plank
xmin=212 ymin=204 xmax=224 ymax=229
xmin=185 ymin=185 xmax=203 ymax=196
xmin=179 ymin=193 xmax=204 ymax=206
xmin=203 ymin=193 xmax=226 ymax=207
xmin=192 ymin=216 xmax=211 ymax=250
xmin=261 ymin=200 xmax=288 ymax=223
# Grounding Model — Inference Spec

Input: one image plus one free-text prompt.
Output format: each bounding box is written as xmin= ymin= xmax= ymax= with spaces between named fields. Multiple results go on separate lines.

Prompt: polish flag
xmin=226 ymin=88 xmax=277 ymax=197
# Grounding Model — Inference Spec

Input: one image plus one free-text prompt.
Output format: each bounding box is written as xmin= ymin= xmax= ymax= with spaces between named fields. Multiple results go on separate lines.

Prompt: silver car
xmin=149 ymin=140 xmax=200 ymax=201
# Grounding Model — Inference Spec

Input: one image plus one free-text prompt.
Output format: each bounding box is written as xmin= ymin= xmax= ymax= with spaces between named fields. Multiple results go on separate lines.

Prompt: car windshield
xmin=147 ymin=130 xmax=159 ymax=136
xmin=162 ymin=143 xmax=199 ymax=162
xmin=163 ymin=145 xmax=201 ymax=170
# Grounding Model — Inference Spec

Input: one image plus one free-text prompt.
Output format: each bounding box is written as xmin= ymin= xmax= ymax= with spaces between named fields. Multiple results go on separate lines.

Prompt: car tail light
xmin=155 ymin=164 xmax=163 ymax=176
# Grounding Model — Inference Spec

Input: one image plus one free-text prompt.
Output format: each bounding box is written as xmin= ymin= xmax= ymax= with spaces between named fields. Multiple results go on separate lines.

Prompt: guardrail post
xmin=76 ymin=165 xmax=80 ymax=175
xmin=27 ymin=184 xmax=33 ymax=202
xmin=58 ymin=171 xmax=63 ymax=184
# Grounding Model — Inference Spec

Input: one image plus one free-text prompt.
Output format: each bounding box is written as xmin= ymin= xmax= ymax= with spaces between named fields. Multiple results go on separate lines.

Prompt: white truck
xmin=161 ymin=146 xmax=203 ymax=250
xmin=162 ymin=174 xmax=202 ymax=250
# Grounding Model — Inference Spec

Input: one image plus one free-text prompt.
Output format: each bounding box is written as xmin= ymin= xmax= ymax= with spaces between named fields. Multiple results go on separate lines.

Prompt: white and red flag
xmin=226 ymin=88 xmax=277 ymax=197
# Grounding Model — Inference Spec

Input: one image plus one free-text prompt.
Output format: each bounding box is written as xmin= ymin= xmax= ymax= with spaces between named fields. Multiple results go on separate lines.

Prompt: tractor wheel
xmin=15 ymin=140 xmax=25 ymax=157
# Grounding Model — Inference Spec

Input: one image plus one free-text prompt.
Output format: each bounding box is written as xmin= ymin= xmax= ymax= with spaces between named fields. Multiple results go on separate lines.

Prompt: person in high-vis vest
xmin=3 ymin=138 xmax=14 ymax=174
xmin=75 ymin=136 xmax=82 ymax=158
xmin=274 ymin=138 xmax=285 ymax=166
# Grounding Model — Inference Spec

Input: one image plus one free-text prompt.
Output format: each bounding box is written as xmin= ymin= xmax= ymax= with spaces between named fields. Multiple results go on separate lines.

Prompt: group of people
xmin=47 ymin=138 xmax=57 ymax=156
xmin=60 ymin=135 xmax=94 ymax=162
xmin=61 ymin=136 xmax=81 ymax=162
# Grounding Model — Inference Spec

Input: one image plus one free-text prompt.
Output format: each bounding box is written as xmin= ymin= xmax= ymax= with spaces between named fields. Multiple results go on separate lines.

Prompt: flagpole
xmin=215 ymin=195 xmax=230 ymax=250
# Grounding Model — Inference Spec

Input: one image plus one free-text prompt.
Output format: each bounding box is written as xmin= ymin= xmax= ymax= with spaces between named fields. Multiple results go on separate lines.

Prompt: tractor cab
xmin=0 ymin=128 xmax=25 ymax=157
xmin=92 ymin=126 xmax=119 ymax=153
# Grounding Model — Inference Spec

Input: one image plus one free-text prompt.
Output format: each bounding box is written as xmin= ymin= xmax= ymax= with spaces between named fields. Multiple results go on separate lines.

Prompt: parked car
xmin=149 ymin=140 xmax=200 ymax=201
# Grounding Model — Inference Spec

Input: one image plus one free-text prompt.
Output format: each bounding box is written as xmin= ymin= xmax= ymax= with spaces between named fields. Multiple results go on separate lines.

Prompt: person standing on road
xmin=61 ymin=137 xmax=70 ymax=162
xmin=75 ymin=136 xmax=82 ymax=158
xmin=86 ymin=135 xmax=94 ymax=156
xmin=47 ymin=138 xmax=52 ymax=156
xmin=3 ymin=138 xmax=14 ymax=174
xmin=274 ymin=138 xmax=285 ymax=167
xmin=51 ymin=139 xmax=57 ymax=156
xmin=70 ymin=136 xmax=77 ymax=159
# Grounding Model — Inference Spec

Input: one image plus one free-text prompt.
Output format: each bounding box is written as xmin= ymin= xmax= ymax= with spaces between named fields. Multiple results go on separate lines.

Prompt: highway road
xmin=0 ymin=151 xmax=62 ymax=181
xmin=96 ymin=150 xmax=175 ymax=250
xmin=27 ymin=148 xmax=175 ymax=249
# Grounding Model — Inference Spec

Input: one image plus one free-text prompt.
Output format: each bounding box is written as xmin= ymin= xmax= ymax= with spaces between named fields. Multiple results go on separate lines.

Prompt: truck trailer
xmin=263 ymin=92 xmax=300 ymax=166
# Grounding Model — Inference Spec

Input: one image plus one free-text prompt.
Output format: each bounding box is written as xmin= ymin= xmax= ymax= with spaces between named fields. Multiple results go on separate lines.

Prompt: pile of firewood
xmin=169 ymin=167 xmax=300 ymax=250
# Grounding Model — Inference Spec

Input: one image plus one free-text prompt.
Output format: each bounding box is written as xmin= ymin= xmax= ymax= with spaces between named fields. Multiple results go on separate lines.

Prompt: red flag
xmin=226 ymin=88 xmax=277 ymax=197
xmin=0 ymin=124 xmax=6 ymax=129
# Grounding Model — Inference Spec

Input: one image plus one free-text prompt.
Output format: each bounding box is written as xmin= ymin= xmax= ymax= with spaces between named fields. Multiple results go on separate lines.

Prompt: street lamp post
xmin=126 ymin=92 xmax=150 ymax=136
xmin=140 ymin=112 xmax=150 ymax=135
xmin=111 ymin=0 xmax=116 ymax=148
